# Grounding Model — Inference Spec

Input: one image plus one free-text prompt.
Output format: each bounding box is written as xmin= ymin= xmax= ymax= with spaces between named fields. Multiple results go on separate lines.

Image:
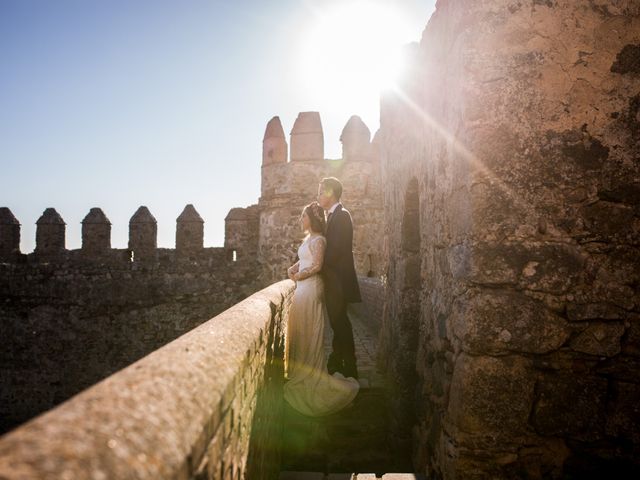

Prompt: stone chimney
xmin=176 ymin=204 xmax=204 ymax=253
xmin=262 ymin=116 xmax=288 ymax=165
xmin=340 ymin=115 xmax=371 ymax=161
xmin=290 ymin=112 xmax=324 ymax=161
xmin=128 ymin=206 xmax=157 ymax=260
xmin=35 ymin=208 xmax=66 ymax=255
xmin=81 ymin=208 xmax=111 ymax=255
xmin=0 ymin=207 xmax=20 ymax=258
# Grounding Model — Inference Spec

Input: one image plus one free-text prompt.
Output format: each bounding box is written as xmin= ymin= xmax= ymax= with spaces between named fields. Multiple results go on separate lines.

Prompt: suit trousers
xmin=324 ymin=277 xmax=357 ymax=374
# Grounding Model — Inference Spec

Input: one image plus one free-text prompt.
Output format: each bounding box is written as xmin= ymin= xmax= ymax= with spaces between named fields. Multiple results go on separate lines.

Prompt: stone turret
xmin=176 ymin=204 xmax=204 ymax=253
xmin=225 ymin=205 xmax=259 ymax=261
xmin=128 ymin=206 xmax=157 ymax=260
xmin=262 ymin=116 xmax=288 ymax=166
xmin=340 ymin=115 xmax=371 ymax=161
xmin=290 ymin=112 xmax=324 ymax=161
xmin=81 ymin=208 xmax=111 ymax=255
xmin=0 ymin=207 xmax=20 ymax=258
xmin=35 ymin=208 xmax=66 ymax=255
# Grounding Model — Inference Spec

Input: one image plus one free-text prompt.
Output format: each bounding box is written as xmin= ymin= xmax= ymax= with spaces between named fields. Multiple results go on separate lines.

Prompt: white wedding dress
xmin=284 ymin=234 xmax=360 ymax=416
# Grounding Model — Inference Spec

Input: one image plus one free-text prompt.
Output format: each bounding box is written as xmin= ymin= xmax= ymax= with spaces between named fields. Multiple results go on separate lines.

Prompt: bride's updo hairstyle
xmin=303 ymin=201 xmax=326 ymax=235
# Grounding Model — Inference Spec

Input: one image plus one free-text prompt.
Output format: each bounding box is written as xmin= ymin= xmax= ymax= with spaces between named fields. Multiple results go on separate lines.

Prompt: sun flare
xmin=297 ymin=1 xmax=414 ymax=109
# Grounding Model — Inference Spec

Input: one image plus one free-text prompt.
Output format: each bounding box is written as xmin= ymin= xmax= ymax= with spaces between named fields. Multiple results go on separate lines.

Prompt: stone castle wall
xmin=0 ymin=280 xmax=294 ymax=480
xmin=0 ymin=205 xmax=260 ymax=434
xmin=378 ymin=0 xmax=640 ymax=478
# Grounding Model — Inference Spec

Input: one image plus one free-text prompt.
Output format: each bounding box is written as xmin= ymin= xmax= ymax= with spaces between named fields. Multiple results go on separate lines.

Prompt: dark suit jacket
xmin=321 ymin=204 xmax=361 ymax=303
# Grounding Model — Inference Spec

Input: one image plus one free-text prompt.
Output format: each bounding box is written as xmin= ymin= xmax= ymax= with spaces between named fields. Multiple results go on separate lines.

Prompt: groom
xmin=317 ymin=177 xmax=361 ymax=379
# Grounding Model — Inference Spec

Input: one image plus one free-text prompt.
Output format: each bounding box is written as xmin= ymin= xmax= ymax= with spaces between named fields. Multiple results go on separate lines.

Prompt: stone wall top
xmin=0 ymin=204 xmax=248 ymax=261
xmin=290 ymin=111 xmax=323 ymax=134
xmin=0 ymin=279 xmax=295 ymax=479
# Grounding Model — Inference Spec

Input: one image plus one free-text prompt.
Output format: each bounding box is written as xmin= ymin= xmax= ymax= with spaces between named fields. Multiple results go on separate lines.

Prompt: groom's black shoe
xmin=327 ymin=353 xmax=342 ymax=375
xmin=343 ymin=359 xmax=359 ymax=379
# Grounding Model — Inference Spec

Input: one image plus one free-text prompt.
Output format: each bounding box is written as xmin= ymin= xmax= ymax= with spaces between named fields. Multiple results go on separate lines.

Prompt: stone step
xmin=279 ymin=472 xmax=325 ymax=480
xmin=279 ymin=473 xmax=426 ymax=480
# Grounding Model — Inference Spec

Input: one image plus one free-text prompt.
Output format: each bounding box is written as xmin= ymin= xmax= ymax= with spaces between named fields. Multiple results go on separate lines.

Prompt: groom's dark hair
xmin=320 ymin=177 xmax=343 ymax=200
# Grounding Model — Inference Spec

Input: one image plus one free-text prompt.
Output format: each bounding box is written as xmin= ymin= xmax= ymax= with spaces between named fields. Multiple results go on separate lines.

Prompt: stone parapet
xmin=0 ymin=280 xmax=295 ymax=480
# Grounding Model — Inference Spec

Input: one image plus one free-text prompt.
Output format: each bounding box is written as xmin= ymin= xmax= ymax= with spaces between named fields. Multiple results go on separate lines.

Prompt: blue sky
xmin=1 ymin=0 xmax=434 ymax=252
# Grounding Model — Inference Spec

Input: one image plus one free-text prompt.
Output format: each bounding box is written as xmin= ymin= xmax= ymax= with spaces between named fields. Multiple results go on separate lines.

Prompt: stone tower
xmin=254 ymin=111 xmax=384 ymax=286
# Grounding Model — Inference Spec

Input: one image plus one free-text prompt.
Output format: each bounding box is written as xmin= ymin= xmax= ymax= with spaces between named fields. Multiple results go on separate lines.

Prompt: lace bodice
xmin=294 ymin=234 xmax=326 ymax=281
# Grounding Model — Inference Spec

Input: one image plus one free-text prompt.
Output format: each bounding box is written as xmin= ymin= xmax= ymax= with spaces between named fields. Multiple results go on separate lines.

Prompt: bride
xmin=284 ymin=201 xmax=360 ymax=416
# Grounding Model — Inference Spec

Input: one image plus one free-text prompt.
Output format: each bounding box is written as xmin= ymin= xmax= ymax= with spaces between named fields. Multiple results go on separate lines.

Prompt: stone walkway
xmin=280 ymin=473 xmax=426 ymax=479
xmin=281 ymin=307 xmax=419 ymax=478
xmin=321 ymin=305 xmax=386 ymax=390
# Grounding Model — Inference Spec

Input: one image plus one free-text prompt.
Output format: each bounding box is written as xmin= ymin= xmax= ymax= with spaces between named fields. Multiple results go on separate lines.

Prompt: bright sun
xmin=297 ymin=1 xmax=414 ymax=110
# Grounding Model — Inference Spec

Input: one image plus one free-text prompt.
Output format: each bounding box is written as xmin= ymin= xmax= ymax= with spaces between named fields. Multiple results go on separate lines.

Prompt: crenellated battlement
xmin=0 ymin=203 xmax=255 ymax=264
xmin=259 ymin=112 xmax=379 ymax=206
xmin=257 ymin=111 xmax=385 ymax=284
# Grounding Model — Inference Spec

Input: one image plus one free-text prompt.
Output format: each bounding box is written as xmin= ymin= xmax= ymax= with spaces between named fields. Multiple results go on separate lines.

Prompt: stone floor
xmin=280 ymin=307 xmax=419 ymax=479
xmin=280 ymin=473 xmax=426 ymax=479
xmin=322 ymin=305 xmax=387 ymax=390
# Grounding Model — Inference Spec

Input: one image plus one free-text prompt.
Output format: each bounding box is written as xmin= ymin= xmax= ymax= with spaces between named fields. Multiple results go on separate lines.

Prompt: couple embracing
xmin=284 ymin=177 xmax=361 ymax=416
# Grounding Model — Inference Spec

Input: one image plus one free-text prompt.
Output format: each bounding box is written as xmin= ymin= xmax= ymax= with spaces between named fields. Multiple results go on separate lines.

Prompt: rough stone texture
xmin=176 ymin=204 xmax=204 ymax=254
xmin=341 ymin=115 xmax=372 ymax=161
xmin=356 ymin=277 xmax=384 ymax=335
xmin=451 ymin=290 xmax=571 ymax=355
xmin=0 ymin=280 xmax=294 ymax=480
xmin=128 ymin=205 xmax=157 ymax=261
xmin=1 ymin=246 xmax=260 ymax=435
xmin=290 ymin=112 xmax=324 ymax=162
xmin=35 ymin=207 xmax=65 ymax=255
xmin=376 ymin=0 xmax=640 ymax=478
xmin=81 ymin=207 xmax=111 ymax=255
xmin=0 ymin=207 xmax=20 ymax=259
xmin=263 ymin=116 xmax=288 ymax=165
xmin=225 ymin=204 xmax=260 ymax=262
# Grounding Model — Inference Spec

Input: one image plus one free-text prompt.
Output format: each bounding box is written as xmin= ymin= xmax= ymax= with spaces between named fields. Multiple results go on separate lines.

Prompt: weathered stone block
xmin=451 ymin=290 xmax=570 ymax=355
xmin=580 ymin=201 xmax=637 ymax=244
xmin=532 ymin=374 xmax=607 ymax=440
xmin=447 ymin=354 xmax=534 ymax=435
xmin=566 ymin=302 xmax=627 ymax=322
xmin=570 ymin=322 xmax=625 ymax=357
xmin=606 ymin=381 xmax=640 ymax=444
xmin=449 ymin=241 xmax=586 ymax=293
xmin=596 ymin=355 xmax=640 ymax=383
